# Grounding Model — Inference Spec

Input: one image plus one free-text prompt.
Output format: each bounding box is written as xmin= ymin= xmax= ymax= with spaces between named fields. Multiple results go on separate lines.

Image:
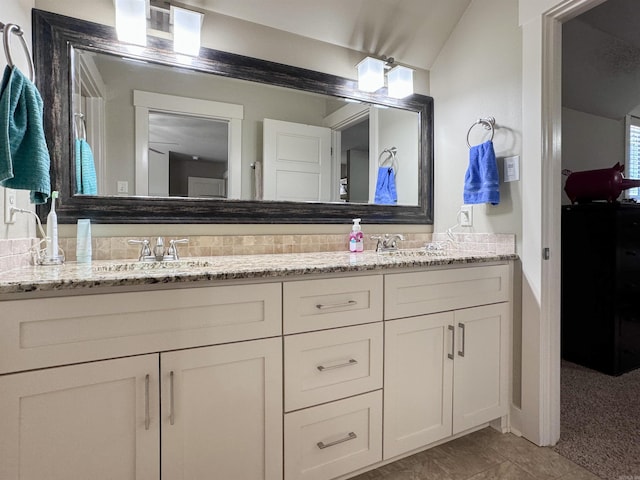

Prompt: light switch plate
xmin=4 ymin=188 xmax=16 ymax=224
xmin=504 ymin=155 xmax=520 ymax=182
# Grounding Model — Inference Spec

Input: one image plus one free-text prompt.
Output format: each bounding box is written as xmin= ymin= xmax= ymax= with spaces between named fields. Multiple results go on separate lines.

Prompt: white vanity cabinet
xmin=0 ymin=283 xmax=283 ymax=480
xmin=283 ymin=275 xmax=384 ymax=480
xmin=0 ymin=354 xmax=160 ymax=480
xmin=383 ymin=265 xmax=511 ymax=460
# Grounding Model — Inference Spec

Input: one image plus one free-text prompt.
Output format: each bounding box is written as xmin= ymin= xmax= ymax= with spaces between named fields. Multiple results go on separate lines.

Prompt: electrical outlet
xmin=460 ymin=205 xmax=473 ymax=227
xmin=4 ymin=188 xmax=17 ymax=224
xmin=117 ymin=181 xmax=129 ymax=194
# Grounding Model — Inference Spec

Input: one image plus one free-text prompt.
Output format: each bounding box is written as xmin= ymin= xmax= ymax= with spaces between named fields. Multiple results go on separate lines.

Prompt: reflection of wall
xmin=377 ymin=109 xmax=419 ymax=206
xmin=169 ymin=153 xmax=227 ymax=197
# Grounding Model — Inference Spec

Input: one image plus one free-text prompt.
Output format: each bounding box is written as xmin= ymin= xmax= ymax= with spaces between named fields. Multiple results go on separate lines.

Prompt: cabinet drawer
xmin=284 ymin=323 xmax=383 ymax=412
xmin=284 ymin=391 xmax=382 ymax=480
xmin=0 ymin=283 xmax=282 ymax=374
xmin=283 ymin=275 xmax=383 ymax=334
xmin=384 ymin=265 xmax=510 ymax=320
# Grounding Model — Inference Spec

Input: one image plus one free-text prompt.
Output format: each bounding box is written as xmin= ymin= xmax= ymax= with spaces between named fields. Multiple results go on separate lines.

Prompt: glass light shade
xmin=357 ymin=57 xmax=384 ymax=93
xmin=172 ymin=6 xmax=203 ymax=56
xmin=387 ymin=65 xmax=414 ymax=99
xmin=114 ymin=0 xmax=147 ymax=46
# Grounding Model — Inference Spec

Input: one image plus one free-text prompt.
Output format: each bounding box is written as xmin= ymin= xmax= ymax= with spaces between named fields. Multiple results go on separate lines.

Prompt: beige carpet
xmin=553 ymin=361 xmax=640 ymax=479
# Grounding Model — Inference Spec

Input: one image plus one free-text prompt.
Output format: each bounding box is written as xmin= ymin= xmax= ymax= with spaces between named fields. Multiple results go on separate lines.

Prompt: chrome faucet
xmin=127 ymin=239 xmax=155 ymax=262
xmin=371 ymin=234 xmax=405 ymax=253
xmin=153 ymin=237 xmax=165 ymax=261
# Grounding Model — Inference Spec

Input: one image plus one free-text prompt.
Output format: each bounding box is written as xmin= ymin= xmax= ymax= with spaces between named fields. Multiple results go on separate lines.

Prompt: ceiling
xmin=563 ymin=0 xmax=640 ymax=119
xmin=184 ymin=0 xmax=472 ymax=70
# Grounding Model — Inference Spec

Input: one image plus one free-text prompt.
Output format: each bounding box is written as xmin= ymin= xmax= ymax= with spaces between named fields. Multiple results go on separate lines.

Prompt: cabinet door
xmin=383 ymin=312 xmax=454 ymax=459
xmin=0 ymin=355 xmax=159 ymax=480
xmin=453 ymin=303 xmax=510 ymax=434
xmin=161 ymin=337 xmax=283 ymax=480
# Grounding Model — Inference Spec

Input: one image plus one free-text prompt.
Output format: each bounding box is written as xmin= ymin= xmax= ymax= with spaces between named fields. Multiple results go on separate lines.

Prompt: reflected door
xmin=263 ymin=119 xmax=332 ymax=201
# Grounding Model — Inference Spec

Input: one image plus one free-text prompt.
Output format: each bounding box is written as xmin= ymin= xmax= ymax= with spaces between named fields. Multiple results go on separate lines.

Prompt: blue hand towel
xmin=463 ymin=140 xmax=499 ymax=205
xmin=374 ymin=166 xmax=397 ymax=205
xmin=0 ymin=65 xmax=51 ymax=204
xmin=75 ymin=138 xmax=98 ymax=195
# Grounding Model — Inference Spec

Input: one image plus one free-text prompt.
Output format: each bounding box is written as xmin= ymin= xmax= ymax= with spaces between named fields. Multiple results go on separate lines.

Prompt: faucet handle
xmin=128 ymin=239 xmax=154 ymax=261
xmin=165 ymin=238 xmax=189 ymax=261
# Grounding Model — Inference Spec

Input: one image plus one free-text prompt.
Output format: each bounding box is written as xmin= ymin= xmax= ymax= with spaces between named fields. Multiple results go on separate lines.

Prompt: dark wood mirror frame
xmin=33 ymin=9 xmax=434 ymax=224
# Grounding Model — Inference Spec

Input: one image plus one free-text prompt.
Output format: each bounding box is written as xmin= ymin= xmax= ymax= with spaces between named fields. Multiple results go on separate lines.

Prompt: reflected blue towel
xmin=75 ymin=138 xmax=97 ymax=195
xmin=374 ymin=166 xmax=397 ymax=205
xmin=0 ymin=65 xmax=51 ymax=204
xmin=463 ymin=140 xmax=499 ymax=205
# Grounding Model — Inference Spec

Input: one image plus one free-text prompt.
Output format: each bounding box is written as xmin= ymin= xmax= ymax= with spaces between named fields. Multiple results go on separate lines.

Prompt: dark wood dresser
xmin=562 ymin=202 xmax=640 ymax=375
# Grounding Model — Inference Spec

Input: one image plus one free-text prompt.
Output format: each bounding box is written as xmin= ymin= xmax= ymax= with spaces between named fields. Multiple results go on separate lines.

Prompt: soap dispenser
xmin=349 ymin=218 xmax=364 ymax=253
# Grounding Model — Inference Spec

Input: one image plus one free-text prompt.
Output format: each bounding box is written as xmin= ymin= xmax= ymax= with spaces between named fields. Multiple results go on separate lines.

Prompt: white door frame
xmin=519 ymin=0 xmax=607 ymax=446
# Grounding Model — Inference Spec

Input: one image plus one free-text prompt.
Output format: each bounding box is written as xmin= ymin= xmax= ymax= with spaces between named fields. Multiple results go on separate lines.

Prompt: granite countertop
xmin=0 ymin=249 xmax=517 ymax=297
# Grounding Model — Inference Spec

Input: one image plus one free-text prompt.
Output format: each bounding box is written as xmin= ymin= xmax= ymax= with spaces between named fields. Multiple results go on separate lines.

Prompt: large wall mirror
xmin=34 ymin=9 xmax=434 ymax=224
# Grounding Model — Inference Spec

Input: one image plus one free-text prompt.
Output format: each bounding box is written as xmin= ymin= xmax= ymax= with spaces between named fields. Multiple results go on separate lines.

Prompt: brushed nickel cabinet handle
xmin=458 ymin=323 xmax=466 ymax=357
xmin=144 ymin=374 xmax=150 ymax=430
xmin=317 ymin=359 xmax=358 ymax=371
xmin=315 ymin=300 xmax=357 ymax=310
xmin=169 ymin=371 xmax=175 ymax=426
xmin=317 ymin=431 xmax=357 ymax=449
xmin=448 ymin=325 xmax=455 ymax=360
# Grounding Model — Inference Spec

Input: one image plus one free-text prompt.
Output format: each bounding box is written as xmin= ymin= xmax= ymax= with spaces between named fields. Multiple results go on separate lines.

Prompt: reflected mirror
xmin=34 ymin=9 xmax=433 ymax=224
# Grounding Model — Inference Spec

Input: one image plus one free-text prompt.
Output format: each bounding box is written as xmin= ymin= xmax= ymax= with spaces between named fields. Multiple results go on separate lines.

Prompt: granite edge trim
xmin=0 ymin=253 xmax=518 ymax=296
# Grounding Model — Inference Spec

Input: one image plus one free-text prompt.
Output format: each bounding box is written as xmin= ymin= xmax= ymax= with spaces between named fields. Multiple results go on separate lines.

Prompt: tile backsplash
xmin=0 ymin=238 xmax=37 ymax=272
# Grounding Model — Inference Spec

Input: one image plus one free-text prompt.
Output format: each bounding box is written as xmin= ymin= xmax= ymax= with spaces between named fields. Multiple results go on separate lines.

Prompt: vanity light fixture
xmin=114 ymin=0 xmax=147 ymax=46
xmin=171 ymin=6 xmax=203 ymax=56
xmin=387 ymin=65 xmax=414 ymax=99
xmin=114 ymin=0 xmax=203 ymax=56
xmin=356 ymin=56 xmax=414 ymax=99
xmin=357 ymin=56 xmax=385 ymax=92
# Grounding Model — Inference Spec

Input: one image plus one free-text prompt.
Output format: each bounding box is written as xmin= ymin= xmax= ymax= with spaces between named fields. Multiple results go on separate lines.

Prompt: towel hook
xmin=466 ymin=116 xmax=495 ymax=148
xmin=378 ymin=147 xmax=398 ymax=174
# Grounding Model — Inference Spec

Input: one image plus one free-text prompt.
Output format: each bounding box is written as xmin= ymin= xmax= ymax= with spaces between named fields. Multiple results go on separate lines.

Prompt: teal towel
xmin=75 ymin=138 xmax=97 ymax=195
xmin=0 ymin=65 xmax=51 ymax=204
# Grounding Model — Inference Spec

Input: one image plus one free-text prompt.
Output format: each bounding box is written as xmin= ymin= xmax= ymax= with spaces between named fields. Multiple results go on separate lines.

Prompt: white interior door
xmin=263 ymin=118 xmax=332 ymax=201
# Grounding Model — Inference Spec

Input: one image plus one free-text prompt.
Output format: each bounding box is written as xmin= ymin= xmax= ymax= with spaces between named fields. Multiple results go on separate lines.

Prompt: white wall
xmin=562 ymin=107 xmax=624 ymax=203
xmin=1 ymin=0 xmax=37 ymax=240
xmin=430 ymin=0 xmax=522 ymax=250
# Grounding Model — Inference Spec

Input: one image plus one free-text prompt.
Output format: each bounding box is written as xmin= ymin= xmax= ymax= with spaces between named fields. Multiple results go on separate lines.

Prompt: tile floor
xmin=352 ymin=427 xmax=601 ymax=480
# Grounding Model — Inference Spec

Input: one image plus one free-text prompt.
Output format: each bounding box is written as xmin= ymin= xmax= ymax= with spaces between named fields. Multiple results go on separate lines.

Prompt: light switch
xmin=504 ymin=156 xmax=520 ymax=182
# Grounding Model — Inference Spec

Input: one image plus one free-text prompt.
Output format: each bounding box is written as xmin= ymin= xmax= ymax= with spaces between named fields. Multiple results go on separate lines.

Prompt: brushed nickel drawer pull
xmin=144 ymin=374 xmax=150 ymax=430
xmin=169 ymin=370 xmax=175 ymax=426
xmin=317 ymin=431 xmax=357 ymax=449
xmin=317 ymin=358 xmax=358 ymax=371
xmin=458 ymin=322 xmax=466 ymax=357
xmin=448 ymin=325 xmax=455 ymax=360
xmin=315 ymin=300 xmax=357 ymax=310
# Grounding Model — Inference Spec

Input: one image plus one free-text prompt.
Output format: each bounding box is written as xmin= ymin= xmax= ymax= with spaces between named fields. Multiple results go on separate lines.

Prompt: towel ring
xmin=378 ymin=147 xmax=398 ymax=174
xmin=74 ymin=113 xmax=87 ymax=141
xmin=466 ymin=116 xmax=495 ymax=148
xmin=0 ymin=22 xmax=34 ymax=82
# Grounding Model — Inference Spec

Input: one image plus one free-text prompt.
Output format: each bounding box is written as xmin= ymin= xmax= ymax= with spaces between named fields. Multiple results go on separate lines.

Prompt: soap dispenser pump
xmin=349 ymin=218 xmax=364 ymax=253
